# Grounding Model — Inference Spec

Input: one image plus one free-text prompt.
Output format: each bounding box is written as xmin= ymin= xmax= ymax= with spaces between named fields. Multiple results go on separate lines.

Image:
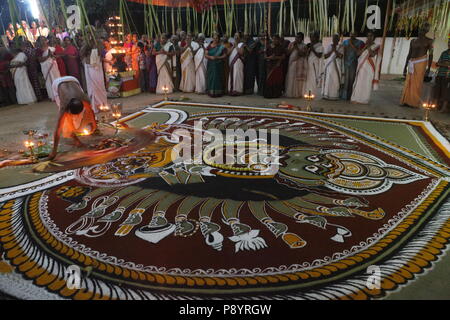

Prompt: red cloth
xmin=55 ymin=45 xmax=67 ymax=76
xmin=64 ymin=45 xmax=81 ymax=83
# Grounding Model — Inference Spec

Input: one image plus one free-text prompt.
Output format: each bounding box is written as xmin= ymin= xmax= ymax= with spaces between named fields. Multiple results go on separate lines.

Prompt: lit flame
xmin=24 ymin=140 xmax=35 ymax=148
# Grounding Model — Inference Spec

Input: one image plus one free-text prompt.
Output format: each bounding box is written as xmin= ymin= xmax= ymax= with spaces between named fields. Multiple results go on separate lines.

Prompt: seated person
xmin=49 ymin=76 xmax=97 ymax=159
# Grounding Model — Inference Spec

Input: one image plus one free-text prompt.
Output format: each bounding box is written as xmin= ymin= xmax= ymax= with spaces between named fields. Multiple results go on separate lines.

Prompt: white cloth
xmin=285 ymin=43 xmax=308 ymax=98
xmin=179 ymin=42 xmax=197 ymax=93
xmin=156 ymin=42 xmax=176 ymax=94
xmin=84 ymin=49 xmax=107 ymax=113
xmin=38 ymin=27 xmax=49 ymax=38
xmin=228 ymin=42 xmax=244 ymax=94
xmin=52 ymin=76 xmax=83 ymax=110
xmin=322 ymin=44 xmax=344 ymax=100
xmin=351 ymin=43 xmax=380 ymax=104
xmin=304 ymin=42 xmax=324 ymax=97
xmin=40 ymin=47 xmax=61 ymax=101
xmin=407 ymin=56 xmax=428 ymax=75
xmin=11 ymin=52 xmax=37 ymax=105
xmin=24 ymin=28 xmax=34 ymax=43
xmin=103 ymin=49 xmax=115 ymax=73
xmin=194 ymin=43 xmax=207 ymax=93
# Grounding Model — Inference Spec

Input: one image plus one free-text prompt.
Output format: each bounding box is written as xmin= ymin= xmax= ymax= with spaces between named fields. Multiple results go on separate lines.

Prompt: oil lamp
xmin=162 ymin=85 xmax=169 ymax=100
xmin=422 ymin=102 xmax=436 ymax=122
xmin=303 ymin=90 xmax=315 ymax=112
xmin=24 ymin=140 xmax=36 ymax=161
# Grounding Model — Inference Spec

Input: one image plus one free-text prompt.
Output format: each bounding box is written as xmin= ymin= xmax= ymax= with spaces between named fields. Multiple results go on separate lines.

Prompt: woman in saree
xmin=179 ymin=33 xmax=197 ymax=93
xmin=322 ymin=34 xmax=344 ymax=101
xmin=63 ymin=37 xmax=82 ymax=84
xmin=228 ymin=32 xmax=245 ymax=96
xmin=350 ymin=31 xmax=380 ymax=104
xmin=51 ymin=37 xmax=67 ymax=77
xmin=146 ymin=37 xmax=158 ymax=93
xmin=206 ymin=33 xmax=227 ymax=97
xmin=194 ymin=34 xmax=207 ymax=94
xmin=20 ymin=39 xmax=43 ymax=101
xmin=131 ymin=33 xmax=140 ymax=78
xmin=263 ymin=35 xmax=286 ymax=98
xmin=221 ymin=35 xmax=233 ymax=94
xmin=285 ymin=32 xmax=308 ymax=98
xmin=36 ymin=36 xmax=61 ymax=101
xmin=10 ymin=49 xmax=37 ymax=105
xmin=154 ymin=33 xmax=176 ymax=94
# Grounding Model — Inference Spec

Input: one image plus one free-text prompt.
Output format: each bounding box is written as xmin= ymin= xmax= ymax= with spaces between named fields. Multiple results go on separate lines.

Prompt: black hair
xmin=67 ymin=98 xmax=84 ymax=115
xmin=296 ymin=32 xmax=305 ymax=39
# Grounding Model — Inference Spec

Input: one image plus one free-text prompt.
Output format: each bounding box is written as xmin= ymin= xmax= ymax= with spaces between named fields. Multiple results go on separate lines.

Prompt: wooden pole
xmin=378 ymin=0 xmax=393 ymax=79
xmin=268 ymin=2 xmax=272 ymax=36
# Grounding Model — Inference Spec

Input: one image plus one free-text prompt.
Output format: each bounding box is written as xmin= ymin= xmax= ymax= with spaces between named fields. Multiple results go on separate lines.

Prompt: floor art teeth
xmin=0 ymin=101 xmax=449 ymax=300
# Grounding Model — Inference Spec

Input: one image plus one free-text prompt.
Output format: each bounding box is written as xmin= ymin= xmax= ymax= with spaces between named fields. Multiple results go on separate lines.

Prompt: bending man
xmin=49 ymin=76 xmax=97 ymax=159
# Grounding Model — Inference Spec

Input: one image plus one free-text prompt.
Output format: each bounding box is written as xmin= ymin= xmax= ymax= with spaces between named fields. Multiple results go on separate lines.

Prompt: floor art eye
xmin=0 ymin=102 xmax=449 ymax=300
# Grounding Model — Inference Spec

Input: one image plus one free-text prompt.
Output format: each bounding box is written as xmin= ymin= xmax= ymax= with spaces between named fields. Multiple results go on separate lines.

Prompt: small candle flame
xmin=24 ymin=140 xmax=35 ymax=148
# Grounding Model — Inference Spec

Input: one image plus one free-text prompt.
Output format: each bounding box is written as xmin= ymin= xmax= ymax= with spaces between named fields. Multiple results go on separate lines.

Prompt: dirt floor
xmin=0 ymin=78 xmax=449 ymax=157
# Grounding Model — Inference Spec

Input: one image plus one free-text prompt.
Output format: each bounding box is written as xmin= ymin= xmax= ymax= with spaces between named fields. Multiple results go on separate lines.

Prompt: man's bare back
xmin=58 ymin=82 xmax=88 ymax=112
xmin=410 ymin=37 xmax=433 ymax=58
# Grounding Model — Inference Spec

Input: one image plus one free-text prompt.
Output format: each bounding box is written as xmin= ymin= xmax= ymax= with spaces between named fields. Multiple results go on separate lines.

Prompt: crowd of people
xmin=1 ymin=19 xmax=449 ymax=113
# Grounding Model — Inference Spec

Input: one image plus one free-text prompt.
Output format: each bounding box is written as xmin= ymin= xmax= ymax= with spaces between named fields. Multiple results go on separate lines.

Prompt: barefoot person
xmin=48 ymin=76 xmax=97 ymax=159
xmin=400 ymin=23 xmax=434 ymax=108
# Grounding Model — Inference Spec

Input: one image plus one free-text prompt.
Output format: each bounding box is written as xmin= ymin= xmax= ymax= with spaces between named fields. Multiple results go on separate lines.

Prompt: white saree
xmin=228 ymin=42 xmax=244 ymax=95
xmin=194 ymin=43 xmax=207 ymax=94
xmin=179 ymin=42 xmax=197 ymax=93
xmin=304 ymin=42 xmax=324 ymax=97
xmin=350 ymin=43 xmax=380 ymax=104
xmin=40 ymin=47 xmax=61 ymax=101
xmin=285 ymin=43 xmax=308 ymax=98
xmin=322 ymin=44 xmax=344 ymax=100
xmin=156 ymin=42 xmax=176 ymax=94
xmin=11 ymin=52 xmax=37 ymax=104
xmin=84 ymin=49 xmax=107 ymax=113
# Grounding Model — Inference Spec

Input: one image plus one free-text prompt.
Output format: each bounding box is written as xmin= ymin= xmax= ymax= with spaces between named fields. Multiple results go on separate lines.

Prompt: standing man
xmin=341 ymin=32 xmax=364 ymax=100
xmin=434 ymin=36 xmax=450 ymax=113
xmin=400 ymin=23 xmax=434 ymax=108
